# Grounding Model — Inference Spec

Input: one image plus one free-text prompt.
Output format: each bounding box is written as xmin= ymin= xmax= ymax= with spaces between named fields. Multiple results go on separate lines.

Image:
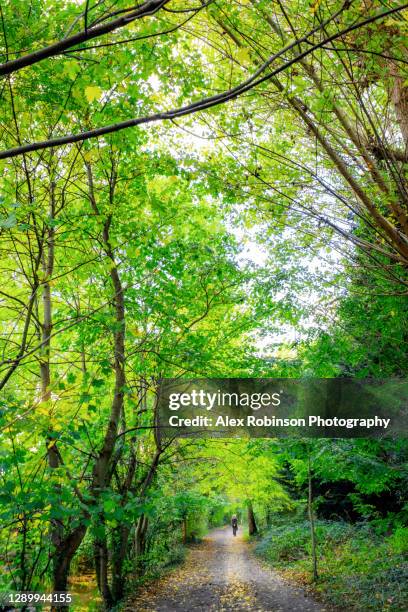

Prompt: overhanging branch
xmin=0 ymin=0 xmax=170 ymax=76
xmin=0 ymin=2 xmax=407 ymax=160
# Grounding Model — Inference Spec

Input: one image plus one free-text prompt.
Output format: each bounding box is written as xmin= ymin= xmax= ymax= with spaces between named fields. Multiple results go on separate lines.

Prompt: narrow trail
xmin=126 ymin=527 xmax=328 ymax=611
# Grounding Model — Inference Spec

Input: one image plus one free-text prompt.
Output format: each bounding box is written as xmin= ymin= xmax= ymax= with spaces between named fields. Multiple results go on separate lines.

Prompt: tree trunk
xmin=182 ymin=517 xmax=187 ymax=544
xmin=111 ymin=447 xmax=137 ymax=604
xmin=308 ymin=451 xmax=318 ymax=581
xmin=85 ymin=162 xmax=130 ymax=604
xmin=134 ymin=515 xmax=149 ymax=577
xmin=40 ymin=180 xmax=66 ymax=596
xmin=111 ymin=524 xmax=131 ymax=604
xmin=389 ymin=60 xmax=408 ymax=149
xmin=89 ymin=164 xmax=126 ymax=495
xmin=20 ymin=515 xmax=28 ymax=590
xmin=50 ymin=526 xmax=87 ymax=611
xmin=247 ymin=501 xmax=258 ymax=535
xmin=93 ymin=530 xmax=112 ymax=608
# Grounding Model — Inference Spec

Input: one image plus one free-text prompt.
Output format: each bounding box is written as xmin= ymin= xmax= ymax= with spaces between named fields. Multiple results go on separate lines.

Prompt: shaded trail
xmin=126 ymin=527 xmax=327 ymax=611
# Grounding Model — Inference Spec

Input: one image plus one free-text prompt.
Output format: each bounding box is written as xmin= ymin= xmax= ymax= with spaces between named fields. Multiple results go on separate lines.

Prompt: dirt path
xmin=126 ymin=527 xmax=328 ymax=611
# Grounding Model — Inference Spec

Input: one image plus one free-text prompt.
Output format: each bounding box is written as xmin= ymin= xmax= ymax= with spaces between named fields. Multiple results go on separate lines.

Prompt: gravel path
xmin=126 ymin=527 xmax=328 ymax=611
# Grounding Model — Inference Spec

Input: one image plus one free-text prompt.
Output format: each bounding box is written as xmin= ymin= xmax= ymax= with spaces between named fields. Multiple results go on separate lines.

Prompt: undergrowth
xmin=256 ymin=518 xmax=408 ymax=611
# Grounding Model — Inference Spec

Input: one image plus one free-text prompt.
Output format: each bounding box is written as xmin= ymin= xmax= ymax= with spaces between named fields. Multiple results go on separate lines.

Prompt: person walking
xmin=231 ymin=514 xmax=238 ymax=536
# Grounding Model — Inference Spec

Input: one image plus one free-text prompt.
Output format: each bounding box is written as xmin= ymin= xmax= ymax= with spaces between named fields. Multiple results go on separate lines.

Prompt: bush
xmin=255 ymin=521 xmax=311 ymax=562
xmin=256 ymin=518 xmax=408 ymax=611
xmin=389 ymin=527 xmax=408 ymax=555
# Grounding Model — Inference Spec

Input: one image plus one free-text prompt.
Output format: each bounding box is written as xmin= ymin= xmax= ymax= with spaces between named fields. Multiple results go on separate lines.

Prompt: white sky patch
xmin=232 ymin=225 xmax=269 ymax=267
xmin=147 ymin=74 xmax=161 ymax=92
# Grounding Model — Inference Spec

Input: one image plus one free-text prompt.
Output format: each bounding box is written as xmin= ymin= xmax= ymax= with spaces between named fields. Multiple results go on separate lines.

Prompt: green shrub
xmin=389 ymin=527 xmax=408 ymax=554
xmin=256 ymin=521 xmax=310 ymax=562
xmin=256 ymin=518 xmax=408 ymax=611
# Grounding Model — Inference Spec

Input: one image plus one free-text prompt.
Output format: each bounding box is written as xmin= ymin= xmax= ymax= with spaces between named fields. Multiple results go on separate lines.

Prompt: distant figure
xmin=231 ymin=514 xmax=238 ymax=536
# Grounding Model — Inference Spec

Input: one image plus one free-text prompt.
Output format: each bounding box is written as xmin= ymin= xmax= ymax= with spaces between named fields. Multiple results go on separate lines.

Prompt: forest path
xmin=125 ymin=527 xmax=328 ymax=611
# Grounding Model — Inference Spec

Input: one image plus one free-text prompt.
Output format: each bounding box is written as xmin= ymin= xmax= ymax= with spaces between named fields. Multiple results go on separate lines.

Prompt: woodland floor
xmin=125 ymin=527 xmax=328 ymax=611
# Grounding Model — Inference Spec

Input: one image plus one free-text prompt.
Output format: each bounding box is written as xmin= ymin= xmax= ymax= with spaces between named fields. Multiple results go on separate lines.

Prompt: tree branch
xmin=0 ymin=0 xmax=170 ymax=77
xmin=0 ymin=2 xmax=406 ymax=160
